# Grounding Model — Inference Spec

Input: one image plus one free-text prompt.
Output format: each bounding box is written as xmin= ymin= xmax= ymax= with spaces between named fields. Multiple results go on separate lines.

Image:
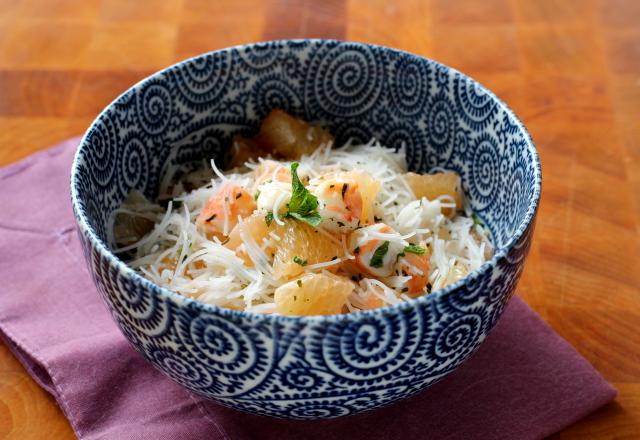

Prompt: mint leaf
xmin=265 ymin=212 xmax=274 ymax=226
xmin=370 ymin=241 xmax=390 ymax=268
xmin=285 ymin=162 xmax=322 ymax=227
xmin=404 ymin=244 xmax=426 ymax=255
xmin=289 ymin=211 xmax=322 ymax=227
xmin=289 ymin=163 xmax=318 ymax=213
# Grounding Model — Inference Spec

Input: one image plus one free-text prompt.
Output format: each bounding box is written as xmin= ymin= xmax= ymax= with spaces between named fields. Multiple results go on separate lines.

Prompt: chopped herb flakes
xmin=265 ymin=212 xmax=274 ymax=226
xmin=293 ymin=256 xmax=308 ymax=266
xmin=404 ymin=244 xmax=426 ymax=255
xmin=370 ymin=241 xmax=390 ymax=268
xmin=297 ymin=280 xmax=303 ymax=288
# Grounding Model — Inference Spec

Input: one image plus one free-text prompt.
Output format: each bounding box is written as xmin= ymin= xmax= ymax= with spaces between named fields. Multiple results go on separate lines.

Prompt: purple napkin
xmin=0 ymin=138 xmax=615 ymax=440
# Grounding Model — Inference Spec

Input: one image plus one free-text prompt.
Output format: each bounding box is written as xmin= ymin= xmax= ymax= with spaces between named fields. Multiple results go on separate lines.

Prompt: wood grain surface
xmin=0 ymin=0 xmax=638 ymax=438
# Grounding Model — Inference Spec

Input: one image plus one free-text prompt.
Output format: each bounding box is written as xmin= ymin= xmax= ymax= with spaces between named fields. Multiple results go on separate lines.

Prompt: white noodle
xmin=113 ymin=138 xmax=493 ymax=313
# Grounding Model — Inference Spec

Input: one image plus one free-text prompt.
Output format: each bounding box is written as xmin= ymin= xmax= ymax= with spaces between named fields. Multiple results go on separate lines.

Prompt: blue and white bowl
xmin=70 ymin=40 xmax=541 ymax=419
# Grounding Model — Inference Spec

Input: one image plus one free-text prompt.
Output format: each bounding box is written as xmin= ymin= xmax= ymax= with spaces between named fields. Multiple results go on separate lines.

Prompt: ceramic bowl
xmin=70 ymin=40 xmax=541 ymax=419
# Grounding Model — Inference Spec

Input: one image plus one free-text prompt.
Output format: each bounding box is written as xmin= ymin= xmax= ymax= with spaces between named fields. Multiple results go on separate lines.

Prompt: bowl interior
xmin=72 ymin=40 xmax=540 ymax=258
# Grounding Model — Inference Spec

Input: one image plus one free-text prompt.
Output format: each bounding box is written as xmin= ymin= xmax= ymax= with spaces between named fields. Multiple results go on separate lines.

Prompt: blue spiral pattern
xmin=174 ymin=309 xmax=274 ymax=397
xmin=454 ymin=75 xmax=498 ymax=130
xmin=237 ymin=42 xmax=280 ymax=72
xmin=305 ymin=43 xmax=385 ymax=118
xmin=445 ymin=271 xmax=491 ymax=313
xmin=281 ymin=52 xmax=301 ymax=79
xmin=171 ymin=52 xmax=232 ymax=110
xmin=383 ymin=120 xmax=427 ymax=155
xmin=252 ymin=74 xmax=303 ymax=118
xmin=288 ymin=402 xmax=351 ymax=419
xmin=281 ymin=363 xmax=323 ymax=390
xmin=117 ymin=135 xmax=149 ymax=195
xmin=333 ymin=122 xmax=374 ymax=146
xmin=388 ymin=53 xmax=430 ymax=118
xmin=71 ymin=40 xmax=541 ymax=419
xmin=135 ymin=79 xmax=173 ymax=137
xmin=426 ymin=92 xmax=456 ymax=166
xmin=431 ymin=314 xmax=483 ymax=361
xmin=152 ymin=349 xmax=215 ymax=390
xmin=309 ymin=307 xmax=423 ymax=381
xmin=113 ymin=270 xmax=173 ymax=339
xmin=85 ymin=116 xmax=119 ymax=189
xmin=469 ymin=133 xmax=501 ymax=210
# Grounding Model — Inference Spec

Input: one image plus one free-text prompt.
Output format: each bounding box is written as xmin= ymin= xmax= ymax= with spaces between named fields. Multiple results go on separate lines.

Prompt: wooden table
xmin=0 ymin=0 xmax=638 ymax=438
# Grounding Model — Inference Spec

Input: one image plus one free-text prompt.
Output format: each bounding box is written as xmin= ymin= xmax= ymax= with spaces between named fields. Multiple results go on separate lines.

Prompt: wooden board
xmin=0 ymin=0 xmax=638 ymax=438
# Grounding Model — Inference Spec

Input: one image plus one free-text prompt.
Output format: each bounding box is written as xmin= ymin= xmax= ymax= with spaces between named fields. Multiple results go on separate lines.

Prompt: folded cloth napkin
xmin=0 ymin=138 xmax=616 ymax=440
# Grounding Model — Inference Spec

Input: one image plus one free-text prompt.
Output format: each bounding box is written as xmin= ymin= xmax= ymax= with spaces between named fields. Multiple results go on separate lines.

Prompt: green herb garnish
xmin=265 ymin=212 xmax=274 ymax=226
xmin=285 ymin=163 xmax=322 ymax=227
xmin=293 ymin=256 xmax=308 ymax=266
xmin=254 ymin=190 xmax=261 ymax=201
xmin=404 ymin=244 xmax=426 ymax=255
xmin=370 ymin=241 xmax=390 ymax=268
xmin=288 ymin=211 xmax=321 ymax=227
xmin=297 ymin=280 xmax=303 ymax=288
xmin=472 ymin=213 xmax=483 ymax=226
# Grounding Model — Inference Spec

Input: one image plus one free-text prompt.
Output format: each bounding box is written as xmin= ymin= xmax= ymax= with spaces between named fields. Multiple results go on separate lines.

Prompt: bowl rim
xmin=70 ymin=38 xmax=542 ymax=324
